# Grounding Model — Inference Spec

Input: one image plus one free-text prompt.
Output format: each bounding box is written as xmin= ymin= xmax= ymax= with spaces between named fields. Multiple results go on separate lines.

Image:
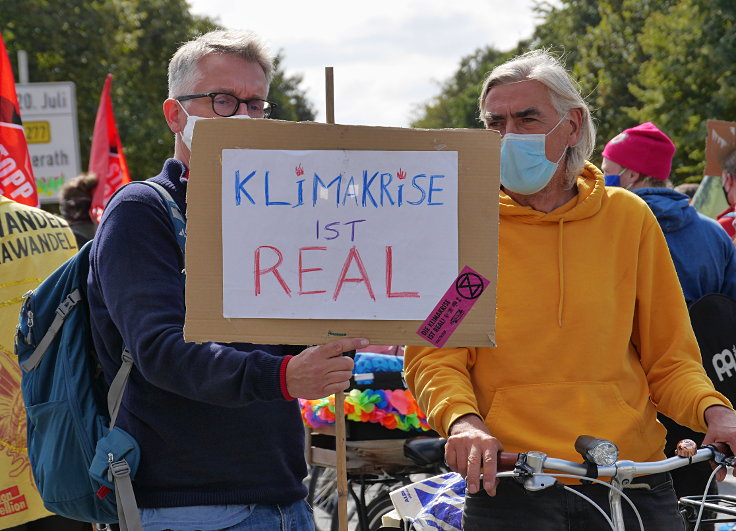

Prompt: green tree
xmin=631 ymin=0 xmax=736 ymax=180
xmin=531 ymin=0 xmax=602 ymax=66
xmin=411 ymin=46 xmax=512 ymax=129
xmin=2 ymin=0 xmax=315 ymax=181
xmin=268 ymin=55 xmax=317 ymax=122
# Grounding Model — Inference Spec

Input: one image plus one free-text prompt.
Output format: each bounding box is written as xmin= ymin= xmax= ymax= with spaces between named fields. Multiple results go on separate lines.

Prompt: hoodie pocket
xmin=484 ymin=381 xmax=663 ymax=460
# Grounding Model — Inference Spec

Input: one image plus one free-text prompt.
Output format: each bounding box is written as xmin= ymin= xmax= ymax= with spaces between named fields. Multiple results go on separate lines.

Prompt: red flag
xmin=0 ymin=33 xmax=38 ymax=206
xmin=89 ymin=74 xmax=131 ymax=223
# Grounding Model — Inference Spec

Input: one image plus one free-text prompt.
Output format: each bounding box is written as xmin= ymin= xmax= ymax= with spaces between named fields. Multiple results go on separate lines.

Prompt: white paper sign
xmin=221 ymin=149 xmax=458 ymax=320
xmin=16 ymin=82 xmax=82 ymax=203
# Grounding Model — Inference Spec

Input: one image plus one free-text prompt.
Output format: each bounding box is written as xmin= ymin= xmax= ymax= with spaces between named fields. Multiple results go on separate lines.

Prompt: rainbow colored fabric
xmin=299 ymin=388 xmax=432 ymax=432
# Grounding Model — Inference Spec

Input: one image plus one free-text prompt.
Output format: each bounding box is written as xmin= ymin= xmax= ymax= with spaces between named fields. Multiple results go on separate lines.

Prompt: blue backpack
xmin=14 ymin=181 xmax=186 ymax=529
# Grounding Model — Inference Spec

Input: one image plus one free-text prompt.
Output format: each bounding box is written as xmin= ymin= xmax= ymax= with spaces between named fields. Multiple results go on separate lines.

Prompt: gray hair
xmin=723 ymin=149 xmax=736 ymax=176
xmin=639 ymin=176 xmax=671 ymax=189
xmin=478 ymin=50 xmax=596 ymax=187
xmin=674 ymin=182 xmax=699 ymax=198
xmin=168 ymin=30 xmax=274 ymax=98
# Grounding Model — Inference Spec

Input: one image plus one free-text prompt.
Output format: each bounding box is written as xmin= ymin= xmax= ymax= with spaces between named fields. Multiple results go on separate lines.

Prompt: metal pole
xmin=17 ymin=50 xmax=29 ymax=83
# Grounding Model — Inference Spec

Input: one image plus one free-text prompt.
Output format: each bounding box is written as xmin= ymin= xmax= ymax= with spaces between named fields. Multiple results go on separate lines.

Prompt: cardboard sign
xmin=704 ymin=120 xmax=736 ymax=177
xmin=184 ymin=119 xmax=499 ymax=347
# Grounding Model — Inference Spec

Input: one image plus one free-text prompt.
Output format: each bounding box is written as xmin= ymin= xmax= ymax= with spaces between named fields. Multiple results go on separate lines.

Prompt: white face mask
xmin=179 ymin=103 xmax=251 ymax=151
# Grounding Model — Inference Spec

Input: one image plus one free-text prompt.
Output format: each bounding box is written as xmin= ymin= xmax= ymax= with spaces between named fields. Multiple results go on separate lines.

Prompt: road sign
xmin=16 ymin=82 xmax=81 ymax=203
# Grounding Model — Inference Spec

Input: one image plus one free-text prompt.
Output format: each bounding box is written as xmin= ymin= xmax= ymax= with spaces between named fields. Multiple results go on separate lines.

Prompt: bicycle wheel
xmin=308 ymin=466 xmax=339 ymax=531
xmin=308 ymin=466 xmax=366 ymax=531
xmin=365 ymin=492 xmax=395 ymax=531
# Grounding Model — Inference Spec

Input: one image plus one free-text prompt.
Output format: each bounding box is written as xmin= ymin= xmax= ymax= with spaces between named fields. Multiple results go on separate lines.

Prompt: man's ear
xmin=622 ymin=169 xmax=642 ymax=188
xmin=163 ymin=98 xmax=185 ymax=134
xmin=565 ymin=108 xmax=583 ymax=147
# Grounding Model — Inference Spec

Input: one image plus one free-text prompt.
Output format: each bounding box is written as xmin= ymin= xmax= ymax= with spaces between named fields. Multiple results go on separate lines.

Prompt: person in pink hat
xmin=601 ymin=121 xmax=676 ymax=187
xmin=602 ymin=122 xmax=736 ymax=518
xmin=717 ymin=148 xmax=736 ymax=239
xmin=601 ymin=122 xmax=735 ymax=300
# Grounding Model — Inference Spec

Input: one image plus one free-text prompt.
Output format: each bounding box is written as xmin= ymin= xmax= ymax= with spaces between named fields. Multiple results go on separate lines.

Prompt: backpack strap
xmin=100 ymin=180 xmax=186 ymax=423
xmin=108 ymin=350 xmax=134 ymax=428
xmin=20 ymin=288 xmax=83 ymax=372
xmin=104 ymin=180 xmax=187 ymax=424
xmin=100 ymin=351 xmax=139 ymax=531
xmin=18 ymin=240 xmax=95 ymax=372
xmin=101 ymin=181 xmax=184 ymax=531
xmin=137 ymin=180 xmax=187 ymax=256
xmin=112 ymin=462 xmax=141 ymax=531
xmin=103 ymin=179 xmax=186 ymax=256
xmin=94 ymin=424 xmax=142 ymax=531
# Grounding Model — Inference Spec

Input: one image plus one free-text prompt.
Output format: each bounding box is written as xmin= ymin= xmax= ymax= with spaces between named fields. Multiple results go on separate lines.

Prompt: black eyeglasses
xmin=176 ymin=92 xmax=276 ymax=118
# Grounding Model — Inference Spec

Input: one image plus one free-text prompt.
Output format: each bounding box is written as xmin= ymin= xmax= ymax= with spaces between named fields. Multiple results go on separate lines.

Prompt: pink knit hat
xmin=602 ymin=122 xmax=676 ymax=180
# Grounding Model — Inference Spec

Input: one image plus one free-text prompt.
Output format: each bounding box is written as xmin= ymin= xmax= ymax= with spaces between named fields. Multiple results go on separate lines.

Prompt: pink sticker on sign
xmin=416 ymin=266 xmax=490 ymax=347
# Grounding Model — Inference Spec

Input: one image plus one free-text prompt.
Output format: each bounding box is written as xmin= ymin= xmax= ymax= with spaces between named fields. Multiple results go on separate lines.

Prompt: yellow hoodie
xmin=405 ymin=162 xmax=731 ymax=464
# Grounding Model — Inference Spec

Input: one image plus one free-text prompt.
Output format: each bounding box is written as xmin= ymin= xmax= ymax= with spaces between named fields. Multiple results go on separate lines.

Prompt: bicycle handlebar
xmin=404 ymin=436 xmax=732 ymax=483
xmin=399 ymin=439 xmax=732 ymax=531
xmin=494 ymin=442 xmax=733 ymax=479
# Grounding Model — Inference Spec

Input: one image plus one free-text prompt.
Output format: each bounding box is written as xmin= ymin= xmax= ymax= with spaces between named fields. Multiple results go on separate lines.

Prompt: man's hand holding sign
xmin=286 ymin=337 xmax=366 ymax=399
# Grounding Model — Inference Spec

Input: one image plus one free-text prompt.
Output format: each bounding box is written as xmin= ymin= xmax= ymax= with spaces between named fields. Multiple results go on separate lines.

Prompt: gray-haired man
xmin=88 ymin=30 xmax=364 ymax=530
xmin=405 ymin=50 xmax=736 ymax=530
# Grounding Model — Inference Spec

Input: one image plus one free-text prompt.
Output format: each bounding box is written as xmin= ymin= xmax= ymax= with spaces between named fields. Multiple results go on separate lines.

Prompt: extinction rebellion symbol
xmin=455 ymin=272 xmax=485 ymax=300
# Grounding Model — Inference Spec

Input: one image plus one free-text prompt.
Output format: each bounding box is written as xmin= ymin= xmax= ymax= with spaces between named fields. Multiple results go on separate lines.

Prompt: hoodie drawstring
xmin=558 ymin=219 xmax=565 ymax=327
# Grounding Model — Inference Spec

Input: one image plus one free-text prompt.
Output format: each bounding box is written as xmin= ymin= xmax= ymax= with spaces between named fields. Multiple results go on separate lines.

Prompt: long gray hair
xmin=168 ymin=30 xmax=274 ymax=98
xmin=479 ymin=50 xmax=596 ymax=186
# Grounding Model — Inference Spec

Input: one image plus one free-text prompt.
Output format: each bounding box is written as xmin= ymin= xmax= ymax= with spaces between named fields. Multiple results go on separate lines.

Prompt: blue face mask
xmin=500 ymin=114 xmax=568 ymax=195
xmin=604 ymin=174 xmax=621 ymax=187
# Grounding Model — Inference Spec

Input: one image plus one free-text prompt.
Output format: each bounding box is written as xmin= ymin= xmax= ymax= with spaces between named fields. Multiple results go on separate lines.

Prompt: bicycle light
xmin=574 ymin=435 xmax=619 ymax=466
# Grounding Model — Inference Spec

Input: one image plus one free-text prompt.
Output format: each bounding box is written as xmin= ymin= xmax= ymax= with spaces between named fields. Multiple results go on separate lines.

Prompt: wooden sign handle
xmin=325 ymin=67 xmax=335 ymax=125
xmin=324 ymin=66 xmax=348 ymax=531
xmin=335 ymin=392 xmax=348 ymax=531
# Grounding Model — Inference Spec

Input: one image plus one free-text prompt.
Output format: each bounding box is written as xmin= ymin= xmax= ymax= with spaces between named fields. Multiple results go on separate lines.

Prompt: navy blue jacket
xmin=634 ymin=187 xmax=736 ymax=302
xmin=88 ymin=159 xmax=307 ymax=508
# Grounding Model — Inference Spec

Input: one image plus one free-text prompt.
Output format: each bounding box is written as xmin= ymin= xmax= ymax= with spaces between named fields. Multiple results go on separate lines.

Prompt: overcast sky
xmin=187 ymin=1 xmax=552 ymax=127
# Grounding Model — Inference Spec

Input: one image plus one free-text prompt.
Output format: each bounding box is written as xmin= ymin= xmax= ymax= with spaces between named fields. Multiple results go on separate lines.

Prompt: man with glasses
xmin=88 ymin=30 xmax=364 ymax=530
xmin=176 ymin=92 xmax=275 ymax=118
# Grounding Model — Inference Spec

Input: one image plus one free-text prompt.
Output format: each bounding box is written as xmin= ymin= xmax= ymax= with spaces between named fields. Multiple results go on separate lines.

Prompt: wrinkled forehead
xmin=482 ymin=81 xmax=558 ymax=126
xmin=483 ymin=80 xmax=554 ymax=115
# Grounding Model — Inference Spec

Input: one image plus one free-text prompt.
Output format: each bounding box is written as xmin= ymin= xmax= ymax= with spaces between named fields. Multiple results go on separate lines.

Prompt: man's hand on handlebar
xmin=446 ymin=414 xmax=503 ymax=496
xmin=703 ymin=405 xmax=736 ymax=481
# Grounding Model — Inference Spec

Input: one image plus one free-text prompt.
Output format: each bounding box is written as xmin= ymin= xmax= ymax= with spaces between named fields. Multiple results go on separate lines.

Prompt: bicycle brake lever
xmin=512 ymin=453 xmax=534 ymax=484
xmin=513 ymin=452 xmax=557 ymax=491
xmin=703 ymin=444 xmax=736 ymax=467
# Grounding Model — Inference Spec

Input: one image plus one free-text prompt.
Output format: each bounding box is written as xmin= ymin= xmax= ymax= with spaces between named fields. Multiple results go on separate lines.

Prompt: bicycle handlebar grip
xmin=497 ymin=452 xmax=519 ymax=472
